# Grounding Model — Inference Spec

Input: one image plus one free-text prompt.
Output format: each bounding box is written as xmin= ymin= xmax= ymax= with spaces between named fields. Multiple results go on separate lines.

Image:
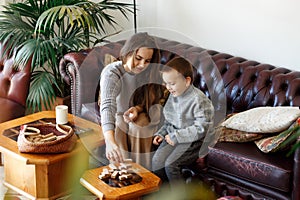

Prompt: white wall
xmin=2 ymin=0 xmax=298 ymax=70
xmin=120 ymin=0 xmax=300 ymax=71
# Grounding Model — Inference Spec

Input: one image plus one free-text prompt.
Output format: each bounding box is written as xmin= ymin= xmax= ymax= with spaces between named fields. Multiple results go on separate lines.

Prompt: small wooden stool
xmin=80 ymin=162 xmax=161 ymax=200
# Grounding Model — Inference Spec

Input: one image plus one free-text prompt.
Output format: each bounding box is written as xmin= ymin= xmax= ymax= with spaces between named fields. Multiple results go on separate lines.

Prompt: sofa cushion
xmin=81 ymin=102 xmax=101 ymax=124
xmin=0 ymin=98 xmax=25 ymax=122
xmin=255 ymin=121 xmax=298 ymax=153
xmin=207 ymin=142 xmax=293 ymax=192
xmin=221 ymin=106 xmax=300 ymax=133
xmin=217 ymin=125 xmax=264 ymax=142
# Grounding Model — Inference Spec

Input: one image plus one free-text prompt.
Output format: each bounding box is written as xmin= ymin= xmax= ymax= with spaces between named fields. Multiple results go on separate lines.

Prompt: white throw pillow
xmin=221 ymin=106 xmax=300 ymax=133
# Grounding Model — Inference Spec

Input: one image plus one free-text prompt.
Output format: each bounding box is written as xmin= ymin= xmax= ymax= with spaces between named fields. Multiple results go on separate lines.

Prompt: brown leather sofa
xmin=0 ymin=42 xmax=31 ymax=165
xmin=0 ymin=42 xmax=31 ymax=123
xmin=59 ymin=36 xmax=300 ymax=200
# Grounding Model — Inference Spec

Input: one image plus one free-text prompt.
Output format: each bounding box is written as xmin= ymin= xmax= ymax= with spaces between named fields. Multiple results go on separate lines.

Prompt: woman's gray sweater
xmin=100 ymin=61 xmax=136 ymax=132
xmin=99 ymin=61 xmax=158 ymax=133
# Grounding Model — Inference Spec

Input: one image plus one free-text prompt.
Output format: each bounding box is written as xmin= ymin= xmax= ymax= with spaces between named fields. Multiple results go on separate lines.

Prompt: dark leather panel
xmin=0 ymin=98 xmax=25 ymax=122
xmin=208 ymin=142 xmax=293 ymax=192
xmin=81 ymin=102 xmax=101 ymax=124
xmin=292 ymin=145 xmax=300 ymax=199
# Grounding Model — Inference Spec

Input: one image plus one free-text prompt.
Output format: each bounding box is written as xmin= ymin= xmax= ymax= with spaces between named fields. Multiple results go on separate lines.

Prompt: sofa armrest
xmin=292 ymin=138 xmax=300 ymax=200
xmin=59 ymin=49 xmax=92 ymax=115
xmin=59 ymin=42 xmax=124 ymax=117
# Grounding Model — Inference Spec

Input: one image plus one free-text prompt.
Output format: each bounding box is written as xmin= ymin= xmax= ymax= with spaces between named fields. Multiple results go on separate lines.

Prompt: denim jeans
xmin=152 ymin=140 xmax=202 ymax=187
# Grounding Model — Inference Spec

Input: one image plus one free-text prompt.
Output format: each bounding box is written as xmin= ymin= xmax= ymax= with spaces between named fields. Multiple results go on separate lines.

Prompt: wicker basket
xmin=17 ymin=123 xmax=77 ymax=153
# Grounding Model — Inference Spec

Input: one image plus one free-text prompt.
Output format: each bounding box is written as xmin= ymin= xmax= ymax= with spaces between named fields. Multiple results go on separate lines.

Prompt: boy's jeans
xmin=152 ymin=140 xmax=202 ymax=186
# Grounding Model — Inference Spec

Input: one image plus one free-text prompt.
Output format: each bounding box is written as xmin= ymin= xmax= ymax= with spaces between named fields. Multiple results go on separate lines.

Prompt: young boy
xmin=151 ymin=57 xmax=214 ymax=187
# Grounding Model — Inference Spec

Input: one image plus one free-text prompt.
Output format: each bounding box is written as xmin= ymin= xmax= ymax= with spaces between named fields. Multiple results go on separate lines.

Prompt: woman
xmin=99 ymin=32 xmax=167 ymax=169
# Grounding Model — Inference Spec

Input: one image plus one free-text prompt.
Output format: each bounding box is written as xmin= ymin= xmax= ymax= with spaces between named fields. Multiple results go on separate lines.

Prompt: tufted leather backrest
xmin=207 ymin=51 xmax=300 ymax=113
xmin=60 ymin=37 xmax=300 ymax=118
xmin=0 ymin=42 xmax=31 ymax=122
xmin=156 ymin=37 xmax=300 ymax=114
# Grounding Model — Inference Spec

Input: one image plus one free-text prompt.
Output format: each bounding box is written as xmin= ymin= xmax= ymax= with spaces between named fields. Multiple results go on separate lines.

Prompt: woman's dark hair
xmin=130 ymin=83 xmax=168 ymax=121
xmin=122 ymin=33 xmax=165 ymax=116
xmin=119 ymin=32 xmax=160 ymax=64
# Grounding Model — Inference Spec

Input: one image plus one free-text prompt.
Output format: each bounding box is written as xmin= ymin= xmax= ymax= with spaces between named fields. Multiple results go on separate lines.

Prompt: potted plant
xmin=0 ymin=0 xmax=133 ymax=113
xmin=279 ymin=118 xmax=300 ymax=156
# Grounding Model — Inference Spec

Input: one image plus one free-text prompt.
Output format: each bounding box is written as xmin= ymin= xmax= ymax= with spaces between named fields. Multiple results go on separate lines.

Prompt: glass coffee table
xmin=0 ymin=111 xmax=103 ymax=200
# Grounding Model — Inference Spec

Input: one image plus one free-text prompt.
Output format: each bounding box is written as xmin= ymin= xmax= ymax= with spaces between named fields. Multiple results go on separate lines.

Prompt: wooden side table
xmin=0 ymin=111 xmax=104 ymax=200
xmin=80 ymin=162 xmax=161 ymax=200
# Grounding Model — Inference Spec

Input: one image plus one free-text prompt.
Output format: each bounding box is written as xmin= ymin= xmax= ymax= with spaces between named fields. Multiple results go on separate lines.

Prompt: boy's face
xmin=162 ymin=69 xmax=191 ymax=97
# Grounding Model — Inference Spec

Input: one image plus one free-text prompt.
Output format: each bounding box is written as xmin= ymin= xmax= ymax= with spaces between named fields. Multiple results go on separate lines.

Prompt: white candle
xmin=55 ymin=105 xmax=68 ymax=124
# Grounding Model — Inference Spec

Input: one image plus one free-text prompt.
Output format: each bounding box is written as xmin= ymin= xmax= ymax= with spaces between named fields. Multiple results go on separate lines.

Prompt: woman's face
xmin=124 ymin=47 xmax=154 ymax=74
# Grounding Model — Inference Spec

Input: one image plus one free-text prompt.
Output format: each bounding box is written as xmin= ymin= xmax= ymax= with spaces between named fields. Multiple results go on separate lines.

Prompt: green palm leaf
xmin=280 ymin=126 xmax=300 ymax=156
xmin=0 ymin=0 xmax=133 ymax=113
xmin=27 ymin=71 xmax=58 ymax=113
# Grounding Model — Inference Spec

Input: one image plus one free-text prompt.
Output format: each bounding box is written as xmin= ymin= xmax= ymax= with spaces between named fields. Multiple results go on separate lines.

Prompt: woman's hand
xmin=105 ymin=143 xmax=123 ymax=163
xmin=153 ymin=135 xmax=164 ymax=145
xmin=104 ymin=130 xmax=124 ymax=163
xmin=123 ymin=106 xmax=139 ymax=123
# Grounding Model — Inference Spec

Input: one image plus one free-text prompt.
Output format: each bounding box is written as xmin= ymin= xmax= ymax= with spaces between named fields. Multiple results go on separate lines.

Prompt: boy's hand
xmin=165 ymin=135 xmax=175 ymax=146
xmin=153 ymin=135 xmax=163 ymax=145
